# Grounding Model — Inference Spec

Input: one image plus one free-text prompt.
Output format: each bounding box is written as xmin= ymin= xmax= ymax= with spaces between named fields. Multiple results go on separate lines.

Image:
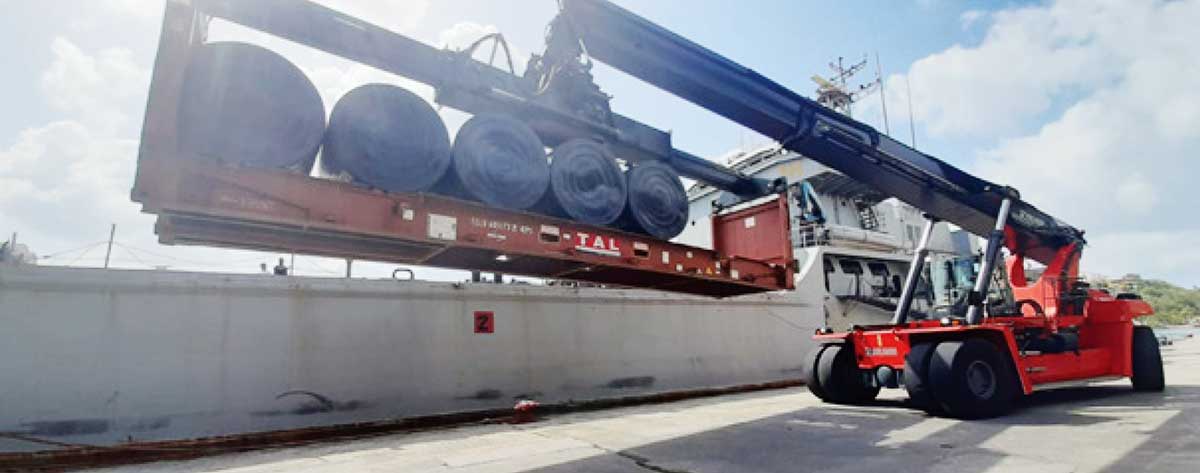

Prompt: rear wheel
xmin=929 ymin=339 xmax=1018 ymax=419
xmin=1131 ymin=326 xmax=1165 ymax=391
xmin=903 ymin=343 xmax=938 ymax=410
xmin=803 ymin=344 xmax=832 ymax=401
xmin=816 ymin=344 xmax=880 ymax=404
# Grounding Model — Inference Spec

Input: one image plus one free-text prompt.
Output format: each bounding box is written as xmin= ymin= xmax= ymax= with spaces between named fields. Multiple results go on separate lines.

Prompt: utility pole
xmin=345 ymin=258 xmax=353 ymax=278
xmin=103 ymin=224 xmax=116 ymax=269
xmin=3 ymin=232 xmax=15 ymax=261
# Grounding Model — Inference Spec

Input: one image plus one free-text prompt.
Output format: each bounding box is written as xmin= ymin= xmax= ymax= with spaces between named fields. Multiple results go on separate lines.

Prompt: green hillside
xmin=1136 ymin=279 xmax=1200 ymax=327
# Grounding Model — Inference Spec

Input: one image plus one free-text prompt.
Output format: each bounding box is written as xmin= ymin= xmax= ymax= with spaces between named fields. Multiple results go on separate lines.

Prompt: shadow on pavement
xmin=527 ymin=383 xmax=1200 ymax=473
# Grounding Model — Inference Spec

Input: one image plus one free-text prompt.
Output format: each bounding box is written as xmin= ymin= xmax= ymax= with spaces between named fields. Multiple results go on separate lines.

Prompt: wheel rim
xmin=965 ymin=360 xmax=997 ymax=399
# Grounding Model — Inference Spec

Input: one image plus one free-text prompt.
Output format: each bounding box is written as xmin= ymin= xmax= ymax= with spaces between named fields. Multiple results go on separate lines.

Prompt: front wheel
xmin=803 ymin=344 xmax=832 ymax=401
xmin=816 ymin=344 xmax=880 ymax=404
xmin=929 ymin=338 xmax=1018 ymax=419
xmin=1131 ymin=326 xmax=1165 ymax=391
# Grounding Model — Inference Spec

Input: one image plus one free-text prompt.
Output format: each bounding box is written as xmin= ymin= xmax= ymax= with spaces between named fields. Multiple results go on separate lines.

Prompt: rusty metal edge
xmin=0 ymin=379 xmax=804 ymax=472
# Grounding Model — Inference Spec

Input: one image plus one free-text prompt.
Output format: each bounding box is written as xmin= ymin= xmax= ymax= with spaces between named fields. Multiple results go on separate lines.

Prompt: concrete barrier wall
xmin=0 ymin=266 xmax=819 ymax=452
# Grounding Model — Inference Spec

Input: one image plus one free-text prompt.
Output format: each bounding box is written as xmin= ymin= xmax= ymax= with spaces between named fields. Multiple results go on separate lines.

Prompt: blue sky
xmin=2 ymin=0 xmax=1198 ymax=287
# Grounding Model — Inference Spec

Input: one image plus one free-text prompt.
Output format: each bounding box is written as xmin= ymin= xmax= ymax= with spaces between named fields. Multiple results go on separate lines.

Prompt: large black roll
xmin=444 ymin=114 xmax=549 ymax=210
xmin=539 ymin=139 xmax=627 ymax=225
xmin=321 ymin=84 xmax=451 ymax=192
xmin=621 ymin=161 xmax=689 ymax=240
xmin=177 ymin=42 xmax=325 ymax=171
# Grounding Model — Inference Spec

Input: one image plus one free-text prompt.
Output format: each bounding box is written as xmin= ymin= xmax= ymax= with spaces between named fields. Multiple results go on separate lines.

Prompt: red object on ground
xmin=512 ymin=400 xmax=540 ymax=424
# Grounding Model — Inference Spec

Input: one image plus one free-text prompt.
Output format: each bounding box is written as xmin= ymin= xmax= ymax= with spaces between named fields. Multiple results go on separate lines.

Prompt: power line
xmin=299 ymin=258 xmax=342 ymax=275
xmin=65 ymin=244 xmax=101 ymax=267
xmin=114 ymin=242 xmax=270 ymax=267
xmin=114 ymin=242 xmax=159 ymax=269
xmin=38 ymin=241 xmax=108 ymax=260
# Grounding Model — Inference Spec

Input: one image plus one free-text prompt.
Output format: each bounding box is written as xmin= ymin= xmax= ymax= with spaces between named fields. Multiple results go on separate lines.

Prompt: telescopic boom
xmin=557 ymin=0 xmax=1083 ymax=264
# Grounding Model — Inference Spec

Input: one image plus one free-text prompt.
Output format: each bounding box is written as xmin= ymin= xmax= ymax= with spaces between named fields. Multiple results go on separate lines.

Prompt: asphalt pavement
xmin=99 ymin=335 xmax=1200 ymax=473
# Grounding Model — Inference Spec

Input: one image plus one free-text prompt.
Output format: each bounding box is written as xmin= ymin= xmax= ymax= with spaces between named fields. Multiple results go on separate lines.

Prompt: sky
xmin=1 ymin=0 xmax=1198 ymax=287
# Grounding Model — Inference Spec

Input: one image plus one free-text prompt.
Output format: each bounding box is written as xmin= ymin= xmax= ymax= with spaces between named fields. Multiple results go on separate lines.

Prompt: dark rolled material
xmin=621 ymin=161 xmax=689 ymax=240
xmin=445 ymin=114 xmax=549 ymax=210
xmin=177 ymin=42 xmax=325 ymax=171
xmin=539 ymin=139 xmax=627 ymax=225
xmin=321 ymin=84 xmax=451 ymax=192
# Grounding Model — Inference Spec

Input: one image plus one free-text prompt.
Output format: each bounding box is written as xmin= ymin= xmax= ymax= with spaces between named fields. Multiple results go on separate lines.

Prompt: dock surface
xmin=98 ymin=337 xmax=1200 ymax=473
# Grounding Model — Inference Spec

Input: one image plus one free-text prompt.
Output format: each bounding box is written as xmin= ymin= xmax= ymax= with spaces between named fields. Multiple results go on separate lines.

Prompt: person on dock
xmin=273 ymin=258 xmax=289 ymax=276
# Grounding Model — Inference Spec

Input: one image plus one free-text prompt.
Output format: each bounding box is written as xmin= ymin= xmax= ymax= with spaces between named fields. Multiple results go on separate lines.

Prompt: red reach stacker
xmin=806 ymin=209 xmax=1164 ymax=418
xmin=536 ymin=0 xmax=1166 ymax=418
xmin=550 ymin=0 xmax=1166 ymax=419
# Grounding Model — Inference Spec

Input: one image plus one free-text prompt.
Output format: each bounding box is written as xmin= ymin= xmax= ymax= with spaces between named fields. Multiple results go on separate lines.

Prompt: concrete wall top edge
xmin=0 ymin=265 xmax=810 ymax=307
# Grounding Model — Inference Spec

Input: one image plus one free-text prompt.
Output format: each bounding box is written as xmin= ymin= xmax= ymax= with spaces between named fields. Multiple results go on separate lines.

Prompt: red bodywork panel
xmin=814 ymin=242 xmax=1155 ymax=394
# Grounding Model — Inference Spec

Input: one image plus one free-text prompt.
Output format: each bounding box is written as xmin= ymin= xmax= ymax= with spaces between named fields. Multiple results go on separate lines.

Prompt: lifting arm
xmin=556 ymin=0 xmax=1084 ymax=265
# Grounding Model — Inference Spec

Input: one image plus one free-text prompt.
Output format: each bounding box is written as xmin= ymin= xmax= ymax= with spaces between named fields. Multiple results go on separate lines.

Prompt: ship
xmin=681 ymin=145 xmax=981 ymax=331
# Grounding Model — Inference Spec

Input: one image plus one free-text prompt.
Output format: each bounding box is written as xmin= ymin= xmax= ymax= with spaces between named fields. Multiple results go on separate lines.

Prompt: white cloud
xmin=439 ymin=21 xmax=499 ymax=50
xmin=1085 ymin=231 xmax=1200 ymax=285
xmin=884 ymin=6 xmax=1110 ymax=137
xmin=849 ymin=0 xmax=1200 ymax=285
xmin=922 ymin=0 xmax=1200 ymax=285
xmin=885 ymin=0 xmax=1200 ymax=140
xmin=3 ymin=39 xmax=164 ymax=259
xmin=3 ymin=12 xmax=474 ymax=280
xmin=438 ymin=21 xmax=529 ymax=74
xmin=40 ymin=38 xmax=148 ymax=134
xmin=0 ymin=121 xmax=142 ymax=248
xmin=959 ymin=10 xmax=987 ymax=30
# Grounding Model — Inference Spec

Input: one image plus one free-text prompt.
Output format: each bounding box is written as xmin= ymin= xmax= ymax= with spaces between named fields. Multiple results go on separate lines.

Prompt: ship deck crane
xmin=137 ymin=0 xmax=1163 ymax=418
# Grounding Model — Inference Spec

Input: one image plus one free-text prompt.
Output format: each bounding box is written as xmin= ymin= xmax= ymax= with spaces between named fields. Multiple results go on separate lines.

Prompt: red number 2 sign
xmin=473 ymin=311 xmax=494 ymax=334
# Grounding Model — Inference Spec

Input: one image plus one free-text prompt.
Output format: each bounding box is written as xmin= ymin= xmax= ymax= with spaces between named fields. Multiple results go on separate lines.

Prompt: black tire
xmin=929 ymin=339 xmax=1018 ymax=419
xmin=1131 ymin=326 xmax=1165 ymax=391
xmin=903 ymin=343 xmax=938 ymax=410
xmin=816 ymin=344 xmax=880 ymax=404
xmin=803 ymin=344 xmax=832 ymax=401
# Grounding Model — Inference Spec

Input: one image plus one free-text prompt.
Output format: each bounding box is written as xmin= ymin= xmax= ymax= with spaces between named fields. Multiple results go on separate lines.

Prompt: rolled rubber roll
xmin=621 ymin=161 xmax=689 ymax=239
xmin=177 ymin=42 xmax=325 ymax=171
xmin=445 ymin=114 xmax=549 ymax=210
xmin=540 ymin=139 xmax=627 ymax=225
xmin=321 ymin=84 xmax=451 ymax=192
